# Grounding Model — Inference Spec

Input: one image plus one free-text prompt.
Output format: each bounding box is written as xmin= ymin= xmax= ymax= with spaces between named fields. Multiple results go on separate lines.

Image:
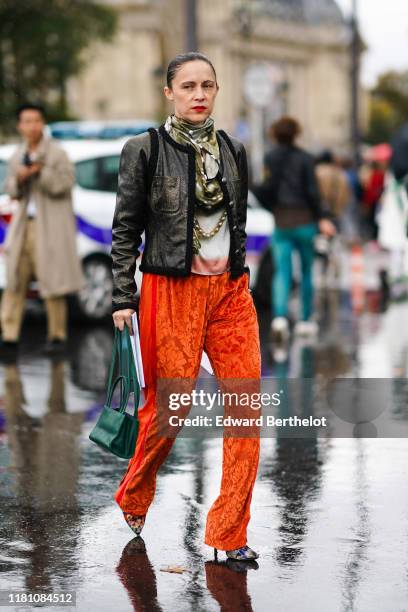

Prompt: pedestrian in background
xmin=315 ymin=149 xmax=351 ymax=282
xmin=338 ymin=156 xmax=363 ymax=244
xmin=377 ymin=170 xmax=408 ymax=300
xmin=360 ymin=160 xmax=386 ymax=242
xmin=390 ymin=122 xmax=408 ymax=192
xmin=254 ymin=117 xmax=336 ymax=342
xmin=315 ymin=150 xmax=351 ymax=226
xmin=0 ymin=103 xmax=84 ymax=359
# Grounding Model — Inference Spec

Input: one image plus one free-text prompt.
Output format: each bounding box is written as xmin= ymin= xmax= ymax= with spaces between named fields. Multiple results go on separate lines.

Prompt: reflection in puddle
xmin=0 ymin=298 xmax=407 ymax=609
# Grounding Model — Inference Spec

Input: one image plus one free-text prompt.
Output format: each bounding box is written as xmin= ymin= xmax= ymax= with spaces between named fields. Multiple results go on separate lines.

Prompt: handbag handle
xmin=106 ymin=374 xmax=130 ymax=413
xmin=105 ymin=327 xmax=140 ymax=416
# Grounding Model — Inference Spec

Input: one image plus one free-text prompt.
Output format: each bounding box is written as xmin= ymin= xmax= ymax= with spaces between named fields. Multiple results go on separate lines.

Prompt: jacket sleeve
xmin=4 ymin=156 xmax=23 ymax=199
xmin=37 ymin=146 xmax=75 ymax=196
xmin=111 ymin=137 xmax=148 ymax=312
xmin=237 ymin=142 xmax=249 ymax=262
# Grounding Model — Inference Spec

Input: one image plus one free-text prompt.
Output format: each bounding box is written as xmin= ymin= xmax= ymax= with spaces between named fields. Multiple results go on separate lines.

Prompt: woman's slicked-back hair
xmin=166 ymin=52 xmax=217 ymax=88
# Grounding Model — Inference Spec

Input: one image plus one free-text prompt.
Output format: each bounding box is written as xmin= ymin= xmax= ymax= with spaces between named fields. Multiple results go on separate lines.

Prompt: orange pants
xmin=114 ymin=271 xmax=261 ymax=551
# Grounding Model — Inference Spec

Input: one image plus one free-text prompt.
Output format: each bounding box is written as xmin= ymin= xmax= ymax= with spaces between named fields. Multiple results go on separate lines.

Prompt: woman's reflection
xmin=205 ymin=559 xmax=257 ymax=612
xmin=116 ymin=538 xmax=162 ymax=612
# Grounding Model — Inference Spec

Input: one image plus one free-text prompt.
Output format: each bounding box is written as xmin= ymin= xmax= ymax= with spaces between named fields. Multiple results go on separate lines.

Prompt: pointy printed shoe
xmin=225 ymin=545 xmax=259 ymax=561
xmin=123 ymin=512 xmax=146 ymax=537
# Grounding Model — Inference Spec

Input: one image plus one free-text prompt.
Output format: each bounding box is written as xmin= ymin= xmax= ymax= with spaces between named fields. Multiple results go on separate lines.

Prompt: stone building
xmin=67 ymin=0 xmax=363 ymax=154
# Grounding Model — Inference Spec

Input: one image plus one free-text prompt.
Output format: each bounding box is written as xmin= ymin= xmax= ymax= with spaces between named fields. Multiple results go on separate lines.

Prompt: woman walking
xmin=255 ymin=117 xmax=336 ymax=342
xmin=111 ymin=52 xmax=261 ymax=561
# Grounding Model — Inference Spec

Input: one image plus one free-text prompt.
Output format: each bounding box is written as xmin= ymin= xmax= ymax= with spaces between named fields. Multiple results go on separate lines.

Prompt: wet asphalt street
xmin=1 ymin=248 xmax=408 ymax=612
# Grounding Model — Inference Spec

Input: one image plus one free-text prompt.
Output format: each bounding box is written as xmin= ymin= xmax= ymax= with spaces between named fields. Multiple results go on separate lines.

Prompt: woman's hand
xmin=112 ymin=309 xmax=135 ymax=334
xmin=318 ymin=219 xmax=337 ymax=237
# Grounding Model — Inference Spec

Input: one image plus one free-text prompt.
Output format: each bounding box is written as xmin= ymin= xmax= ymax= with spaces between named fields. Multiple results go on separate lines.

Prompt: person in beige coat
xmin=315 ymin=150 xmax=351 ymax=221
xmin=0 ymin=103 xmax=84 ymax=358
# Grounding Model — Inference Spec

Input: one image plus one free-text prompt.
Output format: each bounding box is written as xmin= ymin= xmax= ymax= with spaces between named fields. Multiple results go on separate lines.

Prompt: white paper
xmin=130 ymin=313 xmax=145 ymax=388
xmin=200 ymin=351 xmax=214 ymax=375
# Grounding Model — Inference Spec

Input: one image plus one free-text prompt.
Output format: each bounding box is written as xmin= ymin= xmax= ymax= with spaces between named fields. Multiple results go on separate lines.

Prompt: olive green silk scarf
xmin=164 ymin=114 xmax=224 ymax=212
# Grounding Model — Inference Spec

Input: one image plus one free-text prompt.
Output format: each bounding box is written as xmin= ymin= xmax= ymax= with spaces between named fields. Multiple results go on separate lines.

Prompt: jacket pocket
xmin=150 ymin=176 xmax=183 ymax=215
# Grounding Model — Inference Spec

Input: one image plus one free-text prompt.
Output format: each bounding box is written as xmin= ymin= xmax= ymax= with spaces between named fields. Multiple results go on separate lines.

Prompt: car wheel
xmin=75 ymin=257 xmax=113 ymax=320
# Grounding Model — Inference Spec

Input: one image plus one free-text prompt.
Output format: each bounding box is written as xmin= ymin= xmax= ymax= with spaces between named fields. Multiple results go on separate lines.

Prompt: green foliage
xmin=0 ymin=0 xmax=117 ymax=134
xmin=367 ymin=70 xmax=408 ymax=144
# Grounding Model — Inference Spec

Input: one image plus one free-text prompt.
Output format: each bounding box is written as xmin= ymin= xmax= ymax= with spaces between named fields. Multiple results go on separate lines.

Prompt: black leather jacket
xmin=111 ymin=124 xmax=249 ymax=312
xmin=253 ymin=144 xmax=324 ymax=219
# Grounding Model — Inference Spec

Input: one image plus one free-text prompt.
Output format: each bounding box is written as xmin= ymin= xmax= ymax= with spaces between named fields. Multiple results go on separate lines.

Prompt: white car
xmin=0 ymin=139 xmax=274 ymax=320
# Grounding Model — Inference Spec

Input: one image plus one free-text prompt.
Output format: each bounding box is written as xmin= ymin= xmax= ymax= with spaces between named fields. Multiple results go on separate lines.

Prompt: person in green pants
xmin=271 ymin=222 xmax=318 ymax=329
xmin=254 ymin=117 xmax=336 ymax=341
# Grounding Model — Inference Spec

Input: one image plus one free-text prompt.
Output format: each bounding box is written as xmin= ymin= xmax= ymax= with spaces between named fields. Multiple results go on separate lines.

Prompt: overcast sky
xmin=335 ymin=0 xmax=408 ymax=87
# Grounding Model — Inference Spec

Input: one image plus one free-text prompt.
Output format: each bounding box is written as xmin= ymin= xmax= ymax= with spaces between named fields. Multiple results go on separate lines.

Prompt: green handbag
xmin=89 ymin=326 xmax=140 ymax=459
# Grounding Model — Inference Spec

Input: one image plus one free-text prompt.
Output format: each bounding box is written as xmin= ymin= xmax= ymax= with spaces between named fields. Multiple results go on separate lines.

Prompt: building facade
xmin=67 ymin=0 xmax=363 ymax=154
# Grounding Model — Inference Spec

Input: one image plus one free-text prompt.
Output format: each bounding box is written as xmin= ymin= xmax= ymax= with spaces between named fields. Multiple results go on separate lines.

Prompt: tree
xmin=367 ymin=70 xmax=408 ymax=144
xmin=0 ymin=0 xmax=117 ymax=134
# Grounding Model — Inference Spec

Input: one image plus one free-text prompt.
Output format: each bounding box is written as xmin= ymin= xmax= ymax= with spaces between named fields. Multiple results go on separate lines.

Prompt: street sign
xmin=243 ymin=63 xmax=275 ymax=108
xmin=243 ymin=62 xmax=285 ymax=182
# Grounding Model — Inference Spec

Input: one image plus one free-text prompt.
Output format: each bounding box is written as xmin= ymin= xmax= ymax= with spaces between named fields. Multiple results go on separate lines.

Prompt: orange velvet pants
xmin=114 ymin=270 xmax=261 ymax=551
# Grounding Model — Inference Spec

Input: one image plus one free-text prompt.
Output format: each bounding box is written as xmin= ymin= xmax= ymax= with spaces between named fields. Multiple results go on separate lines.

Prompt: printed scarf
xmin=164 ymin=114 xmax=224 ymax=213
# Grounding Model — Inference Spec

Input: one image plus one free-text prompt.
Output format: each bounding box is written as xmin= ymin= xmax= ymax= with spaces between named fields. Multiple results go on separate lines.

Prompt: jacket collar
xmin=159 ymin=123 xmax=230 ymax=162
xmin=19 ymin=134 xmax=50 ymax=158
